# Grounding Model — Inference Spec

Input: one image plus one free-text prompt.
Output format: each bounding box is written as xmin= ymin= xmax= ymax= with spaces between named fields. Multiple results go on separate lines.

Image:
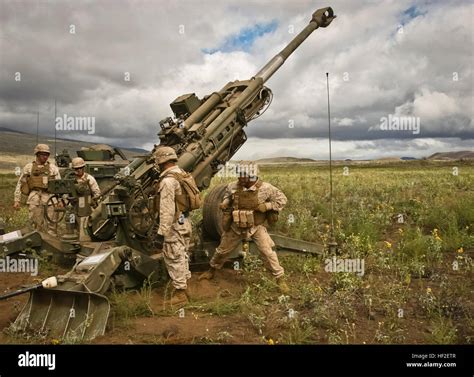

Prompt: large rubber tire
xmin=202 ymin=183 xmax=228 ymax=240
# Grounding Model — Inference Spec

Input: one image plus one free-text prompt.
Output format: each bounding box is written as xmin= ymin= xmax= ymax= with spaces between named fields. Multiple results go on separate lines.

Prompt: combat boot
xmin=167 ymin=288 xmax=189 ymax=307
xmin=276 ymin=276 xmax=290 ymax=295
xmin=198 ymin=267 xmax=216 ymax=281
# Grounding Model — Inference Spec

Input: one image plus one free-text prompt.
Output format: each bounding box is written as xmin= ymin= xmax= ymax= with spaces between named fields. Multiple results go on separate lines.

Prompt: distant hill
xmin=121 ymin=147 xmax=150 ymax=154
xmin=427 ymin=151 xmax=474 ymax=160
xmin=0 ymin=126 xmax=26 ymax=134
xmin=378 ymin=157 xmax=401 ymax=161
xmin=256 ymin=157 xmax=316 ymax=164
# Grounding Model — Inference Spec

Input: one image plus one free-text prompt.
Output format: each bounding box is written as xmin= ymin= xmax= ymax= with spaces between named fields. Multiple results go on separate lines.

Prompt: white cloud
xmin=413 ymin=89 xmax=460 ymax=120
xmin=335 ymin=118 xmax=356 ymax=126
xmin=0 ymin=0 xmax=472 ymax=159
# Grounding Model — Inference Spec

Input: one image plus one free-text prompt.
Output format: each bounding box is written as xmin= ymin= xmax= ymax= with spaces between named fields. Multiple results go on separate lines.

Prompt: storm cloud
xmin=0 ymin=0 xmax=472 ymax=159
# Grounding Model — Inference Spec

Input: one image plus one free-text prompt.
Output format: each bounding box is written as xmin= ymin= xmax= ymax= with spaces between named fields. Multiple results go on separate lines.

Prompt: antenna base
xmin=327 ymin=240 xmax=339 ymax=255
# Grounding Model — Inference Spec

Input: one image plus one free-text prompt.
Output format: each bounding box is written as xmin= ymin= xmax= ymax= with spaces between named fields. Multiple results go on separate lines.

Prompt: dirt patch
xmin=101 ymin=315 xmax=258 ymax=344
xmin=0 ymin=272 xmax=38 ymax=343
xmin=95 ymin=269 xmax=257 ymax=344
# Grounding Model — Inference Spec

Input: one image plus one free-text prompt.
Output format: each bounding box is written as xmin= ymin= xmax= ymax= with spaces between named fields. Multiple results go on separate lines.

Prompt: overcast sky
xmin=0 ymin=0 xmax=472 ymax=160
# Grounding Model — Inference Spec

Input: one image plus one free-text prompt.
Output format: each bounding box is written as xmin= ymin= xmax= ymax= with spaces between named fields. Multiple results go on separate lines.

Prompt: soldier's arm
xmin=157 ymin=178 xmax=178 ymax=237
xmin=13 ymin=164 xmax=31 ymax=204
xmin=264 ymin=183 xmax=287 ymax=211
xmin=88 ymin=176 xmax=101 ymax=199
xmin=219 ymin=183 xmax=235 ymax=209
xmin=13 ymin=175 xmax=23 ymax=204
xmin=52 ymin=165 xmax=61 ymax=179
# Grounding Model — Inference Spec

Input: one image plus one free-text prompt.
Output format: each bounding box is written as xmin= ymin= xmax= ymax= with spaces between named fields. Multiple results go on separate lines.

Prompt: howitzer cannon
xmin=0 ymin=7 xmax=335 ymax=341
xmin=88 ymin=6 xmax=335 ymax=242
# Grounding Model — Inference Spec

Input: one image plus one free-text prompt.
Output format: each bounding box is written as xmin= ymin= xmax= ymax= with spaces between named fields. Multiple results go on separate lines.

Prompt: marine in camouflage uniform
xmin=200 ymin=161 xmax=290 ymax=294
xmin=154 ymin=146 xmax=193 ymax=306
xmin=70 ymin=157 xmax=101 ymax=240
xmin=13 ymin=144 xmax=61 ymax=233
xmin=71 ymin=157 xmax=101 ymax=212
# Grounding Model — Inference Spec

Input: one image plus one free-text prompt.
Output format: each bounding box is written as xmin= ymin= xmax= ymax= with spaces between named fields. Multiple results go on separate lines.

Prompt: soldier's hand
xmin=219 ymin=203 xmax=228 ymax=211
xmin=13 ymin=201 xmax=21 ymax=210
xmin=91 ymin=197 xmax=99 ymax=208
xmin=257 ymin=203 xmax=270 ymax=212
xmin=156 ymin=234 xmax=165 ymax=244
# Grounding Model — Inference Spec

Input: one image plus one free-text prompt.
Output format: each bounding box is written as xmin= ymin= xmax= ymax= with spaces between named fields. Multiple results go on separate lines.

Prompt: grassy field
xmin=0 ymin=160 xmax=472 ymax=344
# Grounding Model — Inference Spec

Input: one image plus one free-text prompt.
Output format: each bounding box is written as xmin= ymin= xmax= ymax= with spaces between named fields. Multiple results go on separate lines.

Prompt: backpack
xmin=165 ymin=171 xmax=202 ymax=212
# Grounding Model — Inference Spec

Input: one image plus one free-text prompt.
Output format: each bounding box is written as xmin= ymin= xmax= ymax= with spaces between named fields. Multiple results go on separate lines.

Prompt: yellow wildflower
xmin=384 ymin=241 xmax=392 ymax=248
xmin=404 ymin=274 xmax=411 ymax=285
xmin=457 ymin=247 xmax=464 ymax=254
xmin=426 ymin=287 xmax=432 ymax=294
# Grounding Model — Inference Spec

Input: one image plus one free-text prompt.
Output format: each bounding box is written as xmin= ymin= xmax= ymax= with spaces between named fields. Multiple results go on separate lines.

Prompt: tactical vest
xmin=75 ymin=175 xmax=92 ymax=197
xmin=24 ymin=161 xmax=55 ymax=193
xmin=231 ymin=180 xmax=266 ymax=227
xmin=74 ymin=174 xmax=93 ymax=217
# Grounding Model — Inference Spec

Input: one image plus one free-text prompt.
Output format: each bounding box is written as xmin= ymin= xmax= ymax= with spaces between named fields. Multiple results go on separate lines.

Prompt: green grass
xmin=108 ymin=280 xmax=155 ymax=329
xmin=1 ymin=161 xmax=473 ymax=344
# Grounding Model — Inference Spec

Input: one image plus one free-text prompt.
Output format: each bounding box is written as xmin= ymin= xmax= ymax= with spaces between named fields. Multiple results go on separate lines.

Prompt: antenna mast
xmin=54 ymin=99 xmax=57 ymax=156
xmin=326 ymin=72 xmax=338 ymax=253
xmin=36 ymin=110 xmax=39 ymax=144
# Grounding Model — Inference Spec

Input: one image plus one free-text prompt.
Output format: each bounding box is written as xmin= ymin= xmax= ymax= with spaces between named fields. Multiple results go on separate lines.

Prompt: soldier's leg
xmin=44 ymin=204 xmax=59 ymax=234
xmin=252 ymin=226 xmax=284 ymax=278
xmin=182 ymin=218 xmax=192 ymax=281
xmin=162 ymin=237 xmax=189 ymax=290
xmin=209 ymin=229 xmax=243 ymax=270
xmin=28 ymin=204 xmax=45 ymax=231
xmin=42 ymin=192 xmax=59 ymax=234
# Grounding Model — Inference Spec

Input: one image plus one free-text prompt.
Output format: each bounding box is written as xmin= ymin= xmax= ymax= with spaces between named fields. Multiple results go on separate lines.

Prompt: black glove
xmin=156 ymin=234 xmax=165 ymax=244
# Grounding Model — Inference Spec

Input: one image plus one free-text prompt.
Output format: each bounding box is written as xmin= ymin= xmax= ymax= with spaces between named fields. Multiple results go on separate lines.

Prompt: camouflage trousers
xmin=26 ymin=191 xmax=57 ymax=233
xmin=210 ymin=225 xmax=284 ymax=278
xmin=162 ymin=218 xmax=192 ymax=290
xmin=28 ymin=204 xmax=56 ymax=233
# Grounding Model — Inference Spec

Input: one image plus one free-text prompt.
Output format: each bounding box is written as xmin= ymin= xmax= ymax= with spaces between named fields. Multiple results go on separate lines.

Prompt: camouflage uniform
xmin=157 ymin=165 xmax=192 ymax=290
xmin=210 ymin=179 xmax=287 ymax=278
xmin=75 ymin=172 xmax=101 ymax=200
xmin=14 ymin=161 xmax=61 ymax=232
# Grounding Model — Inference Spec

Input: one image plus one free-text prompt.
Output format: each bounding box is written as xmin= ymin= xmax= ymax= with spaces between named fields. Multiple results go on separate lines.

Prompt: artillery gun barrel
xmin=255 ymin=7 xmax=335 ymax=83
xmin=181 ymin=8 xmax=335 ymax=133
xmin=178 ymin=7 xmax=335 ymax=185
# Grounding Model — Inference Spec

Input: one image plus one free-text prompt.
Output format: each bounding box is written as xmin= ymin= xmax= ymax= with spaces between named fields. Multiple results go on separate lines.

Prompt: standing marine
xmin=199 ymin=161 xmax=289 ymax=294
xmin=153 ymin=146 xmax=201 ymax=306
xmin=71 ymin=157 xmax=101 ymax=216
xmin=13 ymin=144 xmax=61 ymax=233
